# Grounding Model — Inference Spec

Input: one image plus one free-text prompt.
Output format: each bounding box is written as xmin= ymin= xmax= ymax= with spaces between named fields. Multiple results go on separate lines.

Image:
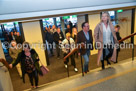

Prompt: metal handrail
xmin=119 ymin=32 xmax=136 ymax=43
xmin=0 ymin=58 xmax=10 ymax=69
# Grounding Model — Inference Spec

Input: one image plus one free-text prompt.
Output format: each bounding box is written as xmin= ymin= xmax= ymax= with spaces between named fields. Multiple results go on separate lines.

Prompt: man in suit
xmin=53 ymin=27 xmax=64 ymax=59
xmin=77 ymin=22 xmax=93 ymax=74
xmin=15 ymin=32 xmax=23 ymax=44
xmin=45 ymin=27 xmax=54 ymax=56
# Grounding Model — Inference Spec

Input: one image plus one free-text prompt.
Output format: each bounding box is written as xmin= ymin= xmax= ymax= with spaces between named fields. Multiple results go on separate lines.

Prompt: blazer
xmin=94 ymin=22 xmax=119 ymax=63
xmin=45 ymin=31 xmax=54 ymax=43
xmin=53 ymin=32 xmax=64 ymax=44
xmin=77 ymin=30 xmax=93 ymax=55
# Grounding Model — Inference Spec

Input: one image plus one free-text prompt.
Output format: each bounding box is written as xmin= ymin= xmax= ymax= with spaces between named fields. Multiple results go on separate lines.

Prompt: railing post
xmin=66 ymin=62 xmax=69 ymax=77
xmin=131 ymin=8 xmax=135 ymax=61
xmin=80 ymin=55 xmax=84 ymax=76
xmin=132 ymin=44 xmax=134 ymax=61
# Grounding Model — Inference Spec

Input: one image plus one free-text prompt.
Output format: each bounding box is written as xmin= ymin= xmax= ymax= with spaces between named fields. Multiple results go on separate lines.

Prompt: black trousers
xmin=101 ymin=45 xmax=114 ymax=69
xmin=27 ymin=70 xmax=38 ymax=86
xmin=56 ymin=44 xmax=60 ymax=57
xmin=48 ymin=42 xmax=54 ymax=55
xmin=64 ymin=53 xmax=76 ymax=68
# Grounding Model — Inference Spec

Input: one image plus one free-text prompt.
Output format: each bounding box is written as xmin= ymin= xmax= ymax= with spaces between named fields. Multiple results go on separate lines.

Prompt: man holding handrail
xmin=77 ymin=22 xmax=93 ymax=74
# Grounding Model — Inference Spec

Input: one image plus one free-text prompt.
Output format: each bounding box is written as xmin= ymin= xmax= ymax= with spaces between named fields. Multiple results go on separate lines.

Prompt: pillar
xmin=89 ymin=13 xmax=101 ymax=55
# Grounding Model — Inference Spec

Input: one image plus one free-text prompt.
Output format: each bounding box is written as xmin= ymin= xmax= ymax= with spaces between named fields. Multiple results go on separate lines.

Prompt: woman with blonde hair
xmin=94 ymin=12 xmax=118 ymax=69
xmin=72 ymin=27 xmax=78 ymax=41
xmin=72 ymin=27 xmax=78 ymax=58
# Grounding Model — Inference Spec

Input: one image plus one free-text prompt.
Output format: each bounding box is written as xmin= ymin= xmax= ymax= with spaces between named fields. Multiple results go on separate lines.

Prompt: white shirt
xmin=61 ymin=38 xmax=75 ymax=53
xmin=102 ymin=23 xmax=112 ymax=45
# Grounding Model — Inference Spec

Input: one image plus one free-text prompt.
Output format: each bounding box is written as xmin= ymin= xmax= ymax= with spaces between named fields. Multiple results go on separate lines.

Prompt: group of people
xmin=6 ymin=22 xmax=79 ymax=89
xmin=3 ymin=29 xmax=23 ymax=44
xmin=44 ymin=12 xmax=122 ymax=74
xmin=3 ymin=29 xmax=40 ymax=88
xmin=0 ymin=12 xmax=123 ymax=89
xmin=77 ymin=12 xmax=122 ymax=73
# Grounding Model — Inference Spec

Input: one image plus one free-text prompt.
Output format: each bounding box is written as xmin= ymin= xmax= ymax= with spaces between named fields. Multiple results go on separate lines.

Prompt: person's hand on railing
xmin=119 ymin=32 xmax=136 ymax=43
xmin=78 ymin=53 xmax=80 ymax=56
xmin=64 ymin=43 xmax=85 ymax=61
xmin=0 ymin=58 xmax=10 ymax=69
xmin=9 ymin=64 xmax=13 ymax=69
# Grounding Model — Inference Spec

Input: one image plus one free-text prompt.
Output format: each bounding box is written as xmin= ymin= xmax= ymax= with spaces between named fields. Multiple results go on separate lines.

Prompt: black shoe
xmin=107 ymin=60 xmax=111 ymax=65
xmin=102 ymin=67 xmax=105 ymax=70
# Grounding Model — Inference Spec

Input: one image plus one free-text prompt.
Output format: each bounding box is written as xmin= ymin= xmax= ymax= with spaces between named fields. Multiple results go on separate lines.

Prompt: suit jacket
xmin=15 ymin=36 xmax=23 ymax=44
xmin=45 ymin=31 xmax=54 ymax=43
xmin=77 ymin=30 xmax=93 ymax=55
xmin=53 ymin=31 xmax=64 ymax=44
xmin=94 ymin=21 xmax=119 ymax=63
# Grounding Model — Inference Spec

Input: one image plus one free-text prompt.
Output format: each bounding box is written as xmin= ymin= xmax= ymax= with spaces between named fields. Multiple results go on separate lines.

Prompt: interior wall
xmin=22 ymin=21 xmax=47 ymax=66
xmin=77 ymin=15 xmax=85 ymax=32
xmin=117 ymin=10 xmax=132 ymax=43
xmin=0 ymin=41 xmax=5 ymax=59
xmin=60 ymin=18 xmax=65 ymax=37
xmin=88 ymin=14 xmax=100 ymax=55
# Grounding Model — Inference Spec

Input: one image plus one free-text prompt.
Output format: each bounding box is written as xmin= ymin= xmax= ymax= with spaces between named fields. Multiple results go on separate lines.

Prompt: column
xmin=89 ymin=13 xmax=101 ymax=55
xmin=53 ymin=18 xmax=57 ymax=27
xmin=60 ymin=17 xmax=65 ymax=37
xmin=77 ymin=15 xmax=85 ymax=32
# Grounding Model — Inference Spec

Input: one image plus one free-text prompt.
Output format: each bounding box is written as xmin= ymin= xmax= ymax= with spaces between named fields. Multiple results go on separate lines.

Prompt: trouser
xmin=27 ymin=70 xmax=38 ymax=86
xmin=101 ymin=45 xmax=114 ymax=69
xmin=56 ymin=44 xmax=60 ymax=57
xmin=48 ymin=42 xmax=54 ymax=55
xmin=82 ymin=50 xmax=90 ymax=72
xmin=74 ymin=51 xmax=78 ymax=58
xmin=64 ymin=53 xmax=76 ymax=68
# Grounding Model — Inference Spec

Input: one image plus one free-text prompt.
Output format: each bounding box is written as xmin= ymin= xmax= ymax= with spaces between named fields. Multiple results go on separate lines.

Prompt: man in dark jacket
xmin=53 ymin=27 xmax=64 ymax=58
xmin=15 ymin=32 xmax=23 ymax=44
xmin=45 ymin=28 xmax=54 ymax=56
xmin=8 ymin=32 xmax=14 ymax=42
xmin=77 ymin=22 xmax=93 ymax=74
